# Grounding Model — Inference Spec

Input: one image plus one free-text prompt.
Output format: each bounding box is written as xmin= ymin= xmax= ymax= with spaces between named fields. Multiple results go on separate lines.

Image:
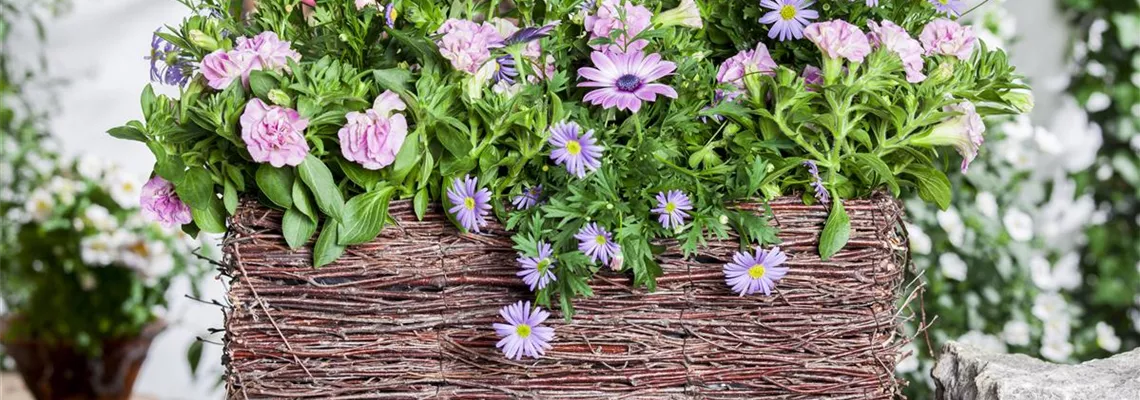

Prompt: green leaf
xmin=436 ymin=127 xmax=472 ymax=157
xmin=283 ymin=208 xmax=318 ymax=249
xmin=372 ymin=68 xmax=414 ymax=93
xmin=413 ymin=188 xmax=429 ymax=220
xmin=256 ymin=164 xmax=294 ymax=209
xmin=248 ymin=70 xmax=278 ymax=99
xmin=223 ymin=179 xmax=239 ymax=215
xmin=337 ymin=187 xmax=395 ymax=245
xmin=338 ymin=158 xmax=382 ymax=190
xmin=107 ymin=125 xmax=147 ymax=142
xmin=390 ymin=131 xmax=421 ymax=183
xmin=292 ymin=180 xmax=316 ymax=221
xmin=298 ymin=155 xmax=346 ymax=221
xmin=141 ymin=84 xmax=157 ymax=116
xmin=186 ymin=340 xmax=203 ymax=377
xmin=176 ymin=168 xmax=215 ymax=210
xmin=850 ymin=153 xmax=900 ymax=196
xmin=313 ymin=221 xmax=345 ymax=268
xmin=191 ymin=197 xmax=227 ymax=234
xmin=818 ymin=199 xmax=850 ymax=261
xmin=904 ymin=165 xmax=952 ymax=210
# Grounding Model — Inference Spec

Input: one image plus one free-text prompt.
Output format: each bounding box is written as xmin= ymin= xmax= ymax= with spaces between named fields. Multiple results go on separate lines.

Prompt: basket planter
xmin=223 ymin=194 xmax=908 ymax=399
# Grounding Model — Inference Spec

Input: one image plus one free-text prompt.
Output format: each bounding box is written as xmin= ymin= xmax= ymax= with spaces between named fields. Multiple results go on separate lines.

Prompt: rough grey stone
xmin=932 ymin=341 xmax=1140 ymax=400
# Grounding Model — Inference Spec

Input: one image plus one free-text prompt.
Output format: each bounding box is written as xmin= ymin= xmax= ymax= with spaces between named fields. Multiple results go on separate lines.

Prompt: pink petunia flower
xmin=233 ymin=31 xmax=301 ymax=72
xmin=140 ymin=176 xmax=193 ymax=227
xmin=804 ymin=20 xmax=872 ymax=63
xmin=920 ymin=18 xmax=977 ymax=61
xmin=716 ymin=42 xmax=778 ymax=96
xmin=200 ymin=49 xmax=257 ymax=90
xmin=578 ymin=50 xmax=677 ymax=113
xmin=339 ymin=91 xmax=408 ymax=170
xmin=436 ymin=19 xmax=504 ymax=74
xmin=584 ymin=0 xmax=654 ymax=53
xmin=239 ymin=98 xmax=311 ymax=167
xmin=868 ymin=20 xmax=927 ymax=83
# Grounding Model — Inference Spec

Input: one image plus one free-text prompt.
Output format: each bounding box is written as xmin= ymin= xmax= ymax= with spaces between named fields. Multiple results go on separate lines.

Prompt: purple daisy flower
xmin=802 ymin=160 xmax=830 ymax=204
xmin=384 ymin=3 xmax=398 ymax=27
xmin=493 ymin=301 xmax=555 ymax=360
xmin=549 ymin=121 xmax=604 ymax=178
xmin=517 ymin=241 xmax=557 ymax=291
xmin=723 ymin=246 xmax=789 ymax=296
xmin=447 ymin=175 xmax=493 ymax=233
xmin=493 ymin=55 xmax=519 ymax=84
xmin=146 ymin=31 xmax=193 ymax=87
xmin=512 ymin=185 xmax=543 ymax=210
xmin=928 ymin=0 xmax=967 ymax=16
xmin=503 ymin=23 xmax=557 ymax=46
xmin=652 ymin=190 xmax=693 ymax=230
xmin=758 ymin=0 xmax=819 ymax=41
xmin=575 ymin=223 xmax=621 ymax=266
xmin=578 ymin=50 xmax=678 ymax=113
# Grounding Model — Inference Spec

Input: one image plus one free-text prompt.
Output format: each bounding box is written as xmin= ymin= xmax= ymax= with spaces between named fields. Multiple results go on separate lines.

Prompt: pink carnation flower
xmin=585 ymin=0 xmax=653 ymax=54
xmin=804 ymin=20 xmax=872 ymax=63
xmin=140 ymin=176 xmax=193 ymax=227
xmin=716 ymin=43 xmax=778 ymax=95
xmin=239 ymin=98 xmax=311 ymax=167
xmin=200 ymin=49 xmax=256 ymax=90
xmin=920 ymin=18 xmax=977 ymax=60
xmin=339 ymin=91 xmax=408 ymax=170
xmin=436 ymin=19 xmax=504 ymax=74
xmin=868 ymin=20 xmax=926 ymax=83
xmin=234 ymin=31 xmax=301 ymax=72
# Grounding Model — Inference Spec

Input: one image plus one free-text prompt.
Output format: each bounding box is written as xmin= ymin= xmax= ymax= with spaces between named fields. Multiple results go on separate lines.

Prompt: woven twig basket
xmin=222 ymin=194 xmax=909 ymax=399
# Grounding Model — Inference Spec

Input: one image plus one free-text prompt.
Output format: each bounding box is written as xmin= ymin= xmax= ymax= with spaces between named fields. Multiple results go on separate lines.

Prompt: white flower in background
xmin=1094 ymin=322 xmax=1121 ymax=352
xmin=1085 ymin=92 xmax=1111 ymax=112
xmin=1086 ymin=61 xmax=1107 ymax=77
xmin=1047 ymin=98 xmax=1102 ymax=174
xmin=1130 ymin=135 xmax=1140 ymax=152
xmin=79 ymin=273 xmax=97 ymax=291
xmin=1087 ymin=18 xmax=1107 ymax=52
xmin=24 ymin=153 xmax=53 ymax=176
xmin=1040 ymin=336 xmax=1074 ymax=362
xmin=83 ymin=205 xmax=118 ymax=232
xmin=1032 ymin=292 xmax=1070 ymax=322
xmin=1001 ymin=116 xmax=1034 ymax=141
xmin=1096 ymin=164 xmax=1113 ymax=181
xmin=975 ymin=192 xmax=998 ymax=219
xmin=958 ymin=330 xmax=1007 ymax=354
xmin=1034 ymin=175 xmax=1096 ymax=251
xmin=1033 ymin=129 xmax=1064 ymax=156
xmin=1000 ymin=320 xmax=1031 ymax=346
xmin=905 ymin=223 xmax=932 ymax=255
xmin=936 ymin=208 xmax=966 ymax=247
xmin=76 ymin=155 xmax=109 ymax=180
xmin=1002 ymin=209 xmax=1034 ymax=242
xmin=47 ymin=177 xmax=81 ymax=205
xmin=105 ymin=172 xmax=142 ymax=208
xmin=23 ymin=189 xmax=54 ymax=223
xmin=1130 ymin=309 xmax=1140 ymax=334
xmin=1043 ymin=315 xmax=1072 ymax=340
xmin=1030 ymin=254 xmax=1058 ymax=291
xmin=0 ymin=163 xmax=12 ymax=185
xmin=1000 ymin=143 xmax=1036 ymax=171
xmin=80 ymin=233 xmax=119 ymax=266
xmin=1030 ymin=252 xmax=1082 ymax=292
xmin=896 ymin=342 xmax=919 ymax=373
xmin=116 ymin=233 xmax=174 ymax=282
xmin=939 ymin=252 xmax=968 ymax=281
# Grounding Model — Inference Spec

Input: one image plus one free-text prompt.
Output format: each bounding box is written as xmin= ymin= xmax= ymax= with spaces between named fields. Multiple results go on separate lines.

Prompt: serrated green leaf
xmin=850 ymin=153 xmax=900 ymax=196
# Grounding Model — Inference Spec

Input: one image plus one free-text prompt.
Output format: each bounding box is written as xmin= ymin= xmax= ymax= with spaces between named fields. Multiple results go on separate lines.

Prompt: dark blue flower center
xmin=615 ymin=74 xmax=643 ymax=92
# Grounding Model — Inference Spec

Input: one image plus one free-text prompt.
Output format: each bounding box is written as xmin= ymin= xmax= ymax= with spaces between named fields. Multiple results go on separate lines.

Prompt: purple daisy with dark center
xmin=517 ymin=241 xmax=557 ymax=291
xmin=493 ymin=55 xmax=519 ymax=84
xmin=493 ymin=301 xmax=555 ymax=360
xmin=512 ymin=185 xmax=543 ymax=210
xmin=503 ymin=23 xmax=557 ymax=46
xmin=146 ymin=31 xmax=193 ymax=87
xmin=578 ymin=50 xmax=678 ymax=113
xmin=447 ymin=175 xmax=493 ymax=233
xmin=723 ymin=246 xmax=789 ymax=296
xmin=652 ymin=190 xmax=693 ymax=230
xmin=928 ymin=0 xmax=967 ymax=16
xmin=575 ymin=222 xmax=620 ymax=266
xmin=758 ymin=0 xmax=819 ymax=41
xmin=549 ymin=121 xmax=603 ymax=178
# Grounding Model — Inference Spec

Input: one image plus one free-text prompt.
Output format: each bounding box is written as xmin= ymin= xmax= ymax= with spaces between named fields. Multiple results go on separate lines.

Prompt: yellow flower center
xmin=34 ymin=200 xmax=51 ymax=213
xmin=566 ymin=140 xmax=582 ymax=155
xmin=595 ymin=235 xmax=607 ymax=245
xmin=779 ymin=5 xmax=797 ymax=20
xmin=748 ymin=264 xmax=766 ymax=279
xmin=464 ymin=197 xmax=476 ymax=210
xmin=516 ymin=324 xmax=532 ymax=338
xmin=665 ymin=202 xmax=676 ymax=213
xmin=130 ymin=241 xmax=151 ymax=257
xmin=938 ymin=0 xmax=949 ymax=4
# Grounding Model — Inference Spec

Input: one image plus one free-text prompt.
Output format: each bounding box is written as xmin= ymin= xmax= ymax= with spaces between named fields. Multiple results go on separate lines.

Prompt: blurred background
xmin=1 ymin=0 xmax=1137 ymax=398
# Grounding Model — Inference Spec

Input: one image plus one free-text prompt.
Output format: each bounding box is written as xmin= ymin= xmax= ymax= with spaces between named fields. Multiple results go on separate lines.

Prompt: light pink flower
xmin=200 ymin=49 xmax=256 ymax=90
xmin=804 ymin=20 xmax=872 ymax=63
xmin=339 ymin=91 xmax=408 ymax=170
xmin=585 ymin=0 xmax=654 ymax=53
xmin=140 ymin=176 xmax=193 ymax=227
xmin=913 ymin=101 xmax=985 ymax=172
xmin=802 ymin=65 xmax=823 ymax=89
xmin=436 ymin=19 xmax=504 ymax=74
xmin=355 ymin=0 xmax=374 ymax=9
xmin=578 ymin=50 xmax=677 ymax=113
xmin=240 ymin=98 xmax=310 ymax=167
xmin=716 ymin=43 xmax=778 ymax=95
xmin=234 ymin=31 xmax=301 ymax=72
xmin=920 ymin=18 xmax=976 ymax=60
xmin=868 ymin=20 xmax=926 ymax=83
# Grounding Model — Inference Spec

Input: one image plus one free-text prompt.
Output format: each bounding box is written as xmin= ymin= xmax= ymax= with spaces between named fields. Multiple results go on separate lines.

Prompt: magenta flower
xmin=723 ymin=247 xmax=789 ymax=296
xmin=338 ymin=90 xmax=408 ymax=170
xmin=652 ymin=190 xmax=693 ymax=230
xmin=447 ymin=175 xmax=493 ymax=233
xmin=140 ymin=176 xmax=193 ymax=227
xmin=868 ymin=20 xmax=927 ymax=83
xmin=584 ymin=0 xmax=653 ymax=53
xmin=493 ymin=301 xmax=555 ymax=360
xmin=200 ymin=49 xmax=256 ymax=90
xmin=575 ymin=223 xmax=620 ymax=266
xmin=234 ymin=31 xmax=301 ymax=72
xmin=517 ymin=241 xmax=557 ymax=291
xmin=920 ymin=18 xmax=977 ymax=61
xmin=511 ymin=185 xmax=543 ymax=210
xmin=578 ymin=51 xmax=677 ymax=113
xmin=928 ymin=0 xmax=967 ymax=16
xmin=436 ymin=19 xmax=504 ymax=74
xmin=804 ymin=20 xmax=872 ymax=63
xmin=912 ymin=101 xmax=985 ymax=172
xmin=759 ymin=0 xmax=819 ymax=41
xmin=716 ymin=42 xmax=778 ymax=96
xmin=355 ymin=0 xmax=373 ymax=10
xmin=549 ymin=121 xmax=603 ymax=178
xmin=239 ymin=98 xmax=310 ymax=167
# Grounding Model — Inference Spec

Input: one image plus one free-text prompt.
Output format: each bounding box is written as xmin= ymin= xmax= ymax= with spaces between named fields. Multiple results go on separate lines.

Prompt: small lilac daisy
xmin=493 ymin=55 xmax=519 ymax=84
xmin=493 ymin=301 xmax=555 ymax=360
xmin=652 ymin=190 xmax=693 ymax=230
xmin=575 ymin=223 xmax=621 ymax=266
xmin=447 ymin=175 xmax=493 ymax=233
xmin=802 ymin=160 xmax=830 ymax=204
xmin=512 ymin=185 xmax=543 ymax=210
xmin=928 ymin=0 xmax=967 ymax=16
xmin=383 ymin=3 xmax=398 ymax=27
xmin=578 ymin=50 xmax=678 ymax=113
xmin=146 ymin=31 xmax=193 ymax=87
xmin=517 ymin=241 xmax=557 ymax=291
xmin=758 ymin=0 xmax=819 ymax=41
xmin=723 ymin=246 xmax=789 ymax=296
xmin=549 ymin=121 xmax=604 ymax=178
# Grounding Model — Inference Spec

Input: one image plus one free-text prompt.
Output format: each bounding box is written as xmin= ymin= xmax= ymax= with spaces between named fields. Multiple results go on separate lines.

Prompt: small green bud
xmin=929 ymin=62 xmax=955 ymax=85
xmin=267 ymin=89 xmax=292 ymax=107
xmin=189 ymin=30 xmax=219 ymax=51
xmin=1002 ymin=89 xmax=1035 ymax=114
xmin=725 ymin=123 xmax=741 ymax=136
xmin=606 ymin=203 xmax=614 ymax=210
xmin=718 ymin=214 xmax=729 ymax=225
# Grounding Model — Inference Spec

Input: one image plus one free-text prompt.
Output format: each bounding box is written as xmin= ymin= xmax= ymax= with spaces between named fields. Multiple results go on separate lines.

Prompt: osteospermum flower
xmin=549 ymin=121 xmax=604 ymax=178
xmin=517 ymin=241 xmax=557 ymax=291
xmin=575 ymin=223 xmax=620 ymax=265
xmin=758 ymin=0 xmax=819 ymax=41
xmin=512 ymin=185 xmax=543 ymax=210
xmin=578 ymin=50 xmax=678 ymax=113
xmin=652 ymin=190 xmax=693 ymax=230
xmin=493 ymin=301 xmax=555 ymax=360
xmin=447 ymin=175 xmax=493 ymax=233
xmin=928 ymin=0 xmax=967 ymax=16
xmin=147 ymin=31 xmax=192 ymax=87
xmin=723 ymin=247 xmax=789 ymax=296
xmin=802 ymin=160 xmax=830 ymax=204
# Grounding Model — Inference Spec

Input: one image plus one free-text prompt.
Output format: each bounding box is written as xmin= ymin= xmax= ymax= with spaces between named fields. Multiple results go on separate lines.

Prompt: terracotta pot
xmin=1 ymin=320 xmax=164 ymax=400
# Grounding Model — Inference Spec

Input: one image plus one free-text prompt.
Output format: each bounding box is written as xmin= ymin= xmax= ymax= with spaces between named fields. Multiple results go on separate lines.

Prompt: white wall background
xmin=8 ymin=0 xmax=1071 ymax=399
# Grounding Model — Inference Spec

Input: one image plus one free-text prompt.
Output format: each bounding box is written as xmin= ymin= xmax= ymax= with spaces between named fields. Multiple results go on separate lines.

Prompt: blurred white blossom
xmin=23 ymin=188 xmax=54 ymax=223
xmin=975 ymin=192 xmax=998 ymax=219
xmin=1001 ymin=320 xmax=1031 ymax=346
xmin=1040 ymin=336 xmax=1074 ymax=362
xmin=1095 ymin=322 xmax=1121 ymax=352
xmin=906 ymin=223 xmax=932 ymax=255
xmin=959 ymin=330 xmax=1007 ymax=354
xmin=940 ymin=253 xmax=968 ymax=281
xmin=1003 ymin=209 xmax=1034 ymax=242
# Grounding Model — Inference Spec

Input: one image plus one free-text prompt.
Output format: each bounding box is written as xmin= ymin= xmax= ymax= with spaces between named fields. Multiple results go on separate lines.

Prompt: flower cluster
xmin=201 ymin=31 xmax=301 ymax=90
